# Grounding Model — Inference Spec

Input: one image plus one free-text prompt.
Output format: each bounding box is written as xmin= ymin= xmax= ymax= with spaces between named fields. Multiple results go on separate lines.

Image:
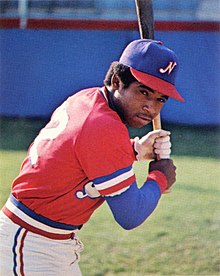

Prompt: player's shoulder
xmin=65 ymin=87 xmax=106 ymax=115
xmin=67 ymin=87 xmax=102 ymax=102
xmin=65 ymin=86 xmax=129 ymax=140
xmin=85 ymin=93 xmax=124 ymax=132
xmin=79 ymin=103 xmax=128 ymax=146
xmin=68 ymin=87 xmax=121 ymax=127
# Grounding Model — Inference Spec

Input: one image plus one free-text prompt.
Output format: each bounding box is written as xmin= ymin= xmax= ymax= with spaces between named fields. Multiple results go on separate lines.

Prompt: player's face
xmin=112 ymin=79 xmax=168 ymax=128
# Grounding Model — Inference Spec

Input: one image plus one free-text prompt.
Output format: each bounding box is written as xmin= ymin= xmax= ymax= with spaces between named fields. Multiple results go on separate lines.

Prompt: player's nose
xmin=142 ymin=101 xmax=157 ymax=116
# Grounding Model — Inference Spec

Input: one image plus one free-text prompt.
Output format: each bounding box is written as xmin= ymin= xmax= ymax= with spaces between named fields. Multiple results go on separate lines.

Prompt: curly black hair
xmin=104 ymin=62 xmax=137 ymax=88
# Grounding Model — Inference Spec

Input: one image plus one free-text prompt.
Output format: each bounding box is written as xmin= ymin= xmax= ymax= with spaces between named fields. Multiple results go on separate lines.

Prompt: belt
xmin=2 ymin=194 xmax=82 ymax=240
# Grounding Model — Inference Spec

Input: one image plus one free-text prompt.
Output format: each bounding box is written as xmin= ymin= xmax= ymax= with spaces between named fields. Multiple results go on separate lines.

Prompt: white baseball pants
xmin=0 ymin=210 xmax=84 ymax=275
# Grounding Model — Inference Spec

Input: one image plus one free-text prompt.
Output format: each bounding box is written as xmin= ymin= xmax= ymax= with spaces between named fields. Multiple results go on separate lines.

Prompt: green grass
xmin=0 ymin=150 xmax=25 ymax=206
xmin=0 ymin=117 xmax=220 ymax=275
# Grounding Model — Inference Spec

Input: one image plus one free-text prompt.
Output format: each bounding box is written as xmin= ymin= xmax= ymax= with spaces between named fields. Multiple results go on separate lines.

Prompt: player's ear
xmin=111 ymin=74 xmax=120 ymax=90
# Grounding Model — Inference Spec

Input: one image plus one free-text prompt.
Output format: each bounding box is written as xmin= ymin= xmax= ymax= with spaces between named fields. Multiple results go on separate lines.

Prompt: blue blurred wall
xmin=0 ymin=28 xmax=219 ymax=125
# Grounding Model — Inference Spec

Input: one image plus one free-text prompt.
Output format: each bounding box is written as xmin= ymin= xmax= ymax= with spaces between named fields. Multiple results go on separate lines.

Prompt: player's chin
xmin=128 ymin=116 xmax=152 ymax=128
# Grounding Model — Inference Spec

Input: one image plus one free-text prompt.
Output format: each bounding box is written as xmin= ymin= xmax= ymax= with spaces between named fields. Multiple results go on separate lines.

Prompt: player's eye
xmin=157 ymin=97 xmax=168 ymax=103
xmin=140 ymin=90 xmax=149 ymax=96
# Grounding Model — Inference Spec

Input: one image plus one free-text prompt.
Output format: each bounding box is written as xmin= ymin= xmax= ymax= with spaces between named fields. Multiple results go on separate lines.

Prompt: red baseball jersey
xmin=4 ymin=87 xmax=136 ymax=238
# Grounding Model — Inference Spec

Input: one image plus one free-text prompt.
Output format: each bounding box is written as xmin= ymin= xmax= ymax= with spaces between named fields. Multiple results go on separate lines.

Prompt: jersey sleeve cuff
xmin=147 ymin=170 xmax=168 ymax=194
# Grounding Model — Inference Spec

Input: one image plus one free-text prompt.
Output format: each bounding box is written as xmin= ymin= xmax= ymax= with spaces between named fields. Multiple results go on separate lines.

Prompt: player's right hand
xmin=149 ymin=159 xmax=176 ymax=189
xmin=133 ymin=129 xmax=171 ymax=160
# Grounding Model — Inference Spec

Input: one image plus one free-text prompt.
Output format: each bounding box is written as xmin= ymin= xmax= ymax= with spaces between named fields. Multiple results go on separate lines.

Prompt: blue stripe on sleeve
xmin=93 ymin=165 xmax=133 ymax=184
xmin=104 ymin=180 xmax=161 ymax=230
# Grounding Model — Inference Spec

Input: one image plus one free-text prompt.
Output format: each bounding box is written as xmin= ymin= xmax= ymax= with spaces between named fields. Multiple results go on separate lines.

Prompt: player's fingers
xmin=154 ymin=148 xmax=171 ymax=155
xmin=144 ymin=130 xmax=170 ymax=145
xmin=151 ymin=129 xmax=170 ymax=138
xmin=154 ymin=146 xmax=171 ymax=159
xmin=154 ymin=141 xmax=171 ymax=149
xmin=155 ymin=135 xmax=170 ymax=143
xmin=157 ymin=154 xmax=170 ymax=159
xmin=157 ymin=130 xmax=171 ymax=136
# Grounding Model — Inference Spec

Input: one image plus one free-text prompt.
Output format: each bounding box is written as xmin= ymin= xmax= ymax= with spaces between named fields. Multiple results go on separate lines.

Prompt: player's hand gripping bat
xmin=135 ymin=0 xmax=162 ymax=131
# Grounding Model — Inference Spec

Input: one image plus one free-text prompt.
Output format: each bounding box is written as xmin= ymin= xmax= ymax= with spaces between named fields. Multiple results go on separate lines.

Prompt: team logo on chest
xmin=159 ymin=61 xmax=177 ymax=75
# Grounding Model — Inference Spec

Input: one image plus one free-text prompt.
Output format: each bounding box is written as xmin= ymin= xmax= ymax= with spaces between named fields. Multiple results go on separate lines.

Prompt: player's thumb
xmin=146 ymin=129 xmax=170 ymax=141
xmin=138 ymin=130 xmax=170 ymax=147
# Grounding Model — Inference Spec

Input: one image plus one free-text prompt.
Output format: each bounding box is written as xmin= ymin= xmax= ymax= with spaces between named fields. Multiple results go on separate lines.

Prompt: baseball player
xmin=0 ymin=39 xmax=184 ymax=275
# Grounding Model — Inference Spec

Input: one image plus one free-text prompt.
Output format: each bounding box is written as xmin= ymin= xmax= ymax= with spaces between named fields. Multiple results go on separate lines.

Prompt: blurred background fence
xmin=0 ymin=0 xmax=220 ymax=125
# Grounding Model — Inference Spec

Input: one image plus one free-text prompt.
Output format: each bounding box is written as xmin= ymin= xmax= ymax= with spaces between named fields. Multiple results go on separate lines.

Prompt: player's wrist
xmin=147 ymin=170 xmax=168 ymax=193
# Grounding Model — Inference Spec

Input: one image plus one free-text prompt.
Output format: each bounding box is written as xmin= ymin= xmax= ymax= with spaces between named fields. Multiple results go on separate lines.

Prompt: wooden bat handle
xmin=152 ymin=114 xmax=161 ymax=130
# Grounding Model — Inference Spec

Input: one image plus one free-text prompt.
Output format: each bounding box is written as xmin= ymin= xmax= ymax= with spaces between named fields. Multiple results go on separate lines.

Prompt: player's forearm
xmin=105 ymin=180 xmax=161 ymax=230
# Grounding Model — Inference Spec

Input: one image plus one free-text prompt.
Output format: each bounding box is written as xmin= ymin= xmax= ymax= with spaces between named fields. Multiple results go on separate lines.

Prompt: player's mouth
xmin=136 ymin=114 xmax=152 ymax=124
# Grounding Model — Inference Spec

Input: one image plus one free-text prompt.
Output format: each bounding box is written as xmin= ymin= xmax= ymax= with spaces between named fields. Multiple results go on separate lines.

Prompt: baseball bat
xmin=135 ymin=0 xmax=172 ymax=193
xmin=135 ymin=0 xmax=161 ymax=130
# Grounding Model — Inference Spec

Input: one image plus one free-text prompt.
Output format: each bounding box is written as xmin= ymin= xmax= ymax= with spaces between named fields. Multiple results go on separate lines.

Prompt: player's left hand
xmin=133 ymin=129 xmax=171 ymax=160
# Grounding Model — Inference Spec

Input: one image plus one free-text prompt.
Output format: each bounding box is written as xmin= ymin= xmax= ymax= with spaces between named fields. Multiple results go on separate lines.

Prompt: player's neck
xmin=105 ymin=86 xmax=126 ymax=124
xmin=105 ymin=86 xmax=116 ymax=111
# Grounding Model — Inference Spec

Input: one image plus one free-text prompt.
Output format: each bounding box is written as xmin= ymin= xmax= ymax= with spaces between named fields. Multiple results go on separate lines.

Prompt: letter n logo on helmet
xmin=159 ymin=62 xmax=177 ymax=75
